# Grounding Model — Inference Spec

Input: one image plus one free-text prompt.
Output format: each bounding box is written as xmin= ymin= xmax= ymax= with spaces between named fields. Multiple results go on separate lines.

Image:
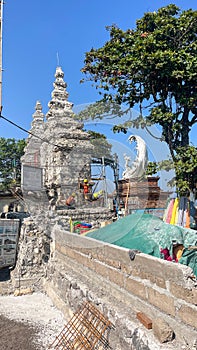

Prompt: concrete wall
xmin=44 ymin=225 xmax=197 ymax=350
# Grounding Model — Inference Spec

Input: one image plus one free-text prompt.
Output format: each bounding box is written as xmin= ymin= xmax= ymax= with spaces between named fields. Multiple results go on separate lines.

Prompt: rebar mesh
xmin=49 ymin=301 xmax=114 ymax=350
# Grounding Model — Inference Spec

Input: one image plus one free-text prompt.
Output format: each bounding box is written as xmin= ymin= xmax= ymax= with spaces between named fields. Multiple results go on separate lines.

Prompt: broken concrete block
xmin=152 ymin=317 xmax=174 ymax=343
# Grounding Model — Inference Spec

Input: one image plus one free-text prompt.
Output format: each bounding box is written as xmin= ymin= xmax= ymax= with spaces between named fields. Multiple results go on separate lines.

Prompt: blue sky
xmin=1 ymin=0 xmax=196 ymax=142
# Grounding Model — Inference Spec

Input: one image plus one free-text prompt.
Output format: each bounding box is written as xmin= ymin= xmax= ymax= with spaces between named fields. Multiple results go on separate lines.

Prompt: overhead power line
xmin=0 ymin=114 xmax=66 ymax=151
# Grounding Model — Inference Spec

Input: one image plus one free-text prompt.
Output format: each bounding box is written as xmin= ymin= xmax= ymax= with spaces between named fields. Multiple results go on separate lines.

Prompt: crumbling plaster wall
xmin=44 ymin=225 xmax=197 ymax=350
xmin=10 ymin=207 xmax=114 ymax=293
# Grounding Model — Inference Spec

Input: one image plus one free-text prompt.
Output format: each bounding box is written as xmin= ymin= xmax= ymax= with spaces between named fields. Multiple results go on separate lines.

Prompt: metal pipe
xmin=101 ymin=156 xmax=108 ymax=207
xmin=0 ymin=0 xmax=3 ymax=113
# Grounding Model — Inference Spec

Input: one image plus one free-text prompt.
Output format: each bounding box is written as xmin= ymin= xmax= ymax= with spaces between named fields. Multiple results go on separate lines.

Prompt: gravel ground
xmin=0 ymin=292 xmax=66 ymax=349
xmin=0 ymin=314 xmax=39 ymax=350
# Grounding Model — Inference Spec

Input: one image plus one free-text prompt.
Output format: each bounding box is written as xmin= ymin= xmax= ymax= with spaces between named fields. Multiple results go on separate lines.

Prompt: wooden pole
xmin=124 ymin=180 xmax=130 ymax=216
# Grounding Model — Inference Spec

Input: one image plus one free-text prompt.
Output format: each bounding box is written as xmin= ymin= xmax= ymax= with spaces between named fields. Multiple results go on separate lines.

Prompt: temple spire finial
xmin=46 ymin=66 xmax=73 ymax=121
xmin=56 ymin=52 xmax=60 ymax=66
xmin=31 ymin=100 xmax=44 ymax=128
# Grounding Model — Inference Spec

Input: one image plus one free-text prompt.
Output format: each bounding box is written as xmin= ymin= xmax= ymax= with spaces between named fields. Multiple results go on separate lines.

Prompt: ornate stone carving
xmin=21 ymin=101 xmax=44 ymax=167
xmin=46 ymin=66 xmax=73 ymax=121
xmin=39 ymin=66 xmax=94 ymax=205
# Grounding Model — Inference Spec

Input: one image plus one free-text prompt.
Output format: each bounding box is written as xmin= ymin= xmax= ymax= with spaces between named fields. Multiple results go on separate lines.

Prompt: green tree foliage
xmin=81 ymin=4 xmax=197 ymax=194
xmin=75 ymin=101 xmax=123 ymax=122
xmin=174 ymin=146 xmax=197 ymax=195
xmin=87 ymin=130 xmax=113 ymax=160
xmin=0 ymin=138 xmax=26 ymax=191
xmin=146 ymin=162 xmax=158 ymax=176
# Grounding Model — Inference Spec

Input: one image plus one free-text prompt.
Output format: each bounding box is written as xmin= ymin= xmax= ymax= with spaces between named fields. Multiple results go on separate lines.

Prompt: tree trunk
xmin=181 ymin=108 xmax=190 ymax=147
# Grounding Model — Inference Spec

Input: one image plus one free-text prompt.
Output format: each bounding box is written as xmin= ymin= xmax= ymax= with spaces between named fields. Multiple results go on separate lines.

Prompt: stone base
xmin=56 ymin=207 xmax=115 ymax=230
xmin=118 ymin=177 xmax=170 ymax=211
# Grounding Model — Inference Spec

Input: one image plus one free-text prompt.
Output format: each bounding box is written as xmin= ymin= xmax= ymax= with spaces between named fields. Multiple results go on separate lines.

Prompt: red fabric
xmin=160 ymin=248 xmax=178 ymax=262
xmin=83 ymin=184 xmax=89 ymax=194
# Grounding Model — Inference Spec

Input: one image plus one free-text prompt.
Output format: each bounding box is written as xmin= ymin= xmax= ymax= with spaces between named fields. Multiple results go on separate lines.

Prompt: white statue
xmin=122 ymin=135 xmax=148 ymax=179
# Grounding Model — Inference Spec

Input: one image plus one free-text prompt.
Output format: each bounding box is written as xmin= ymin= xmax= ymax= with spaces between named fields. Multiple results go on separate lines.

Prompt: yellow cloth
xmin=69 ymin=217 xmax=73 ymax=233
xmin=175 ymin=199 xmax=179 ymax=225
xmin=170 ymin=198 xmax=179 ymax=225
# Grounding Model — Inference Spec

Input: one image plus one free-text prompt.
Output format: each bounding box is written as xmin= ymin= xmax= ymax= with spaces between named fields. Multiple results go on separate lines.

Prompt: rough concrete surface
xmin=0 ymin=292 xmax=66 ymax=349
xmin=0 ymin=314 xmax=38 ymax=350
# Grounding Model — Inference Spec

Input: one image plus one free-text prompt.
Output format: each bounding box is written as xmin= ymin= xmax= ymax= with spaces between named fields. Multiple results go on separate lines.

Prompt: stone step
xmin=10 ymin=274 xmax=44 ymax=292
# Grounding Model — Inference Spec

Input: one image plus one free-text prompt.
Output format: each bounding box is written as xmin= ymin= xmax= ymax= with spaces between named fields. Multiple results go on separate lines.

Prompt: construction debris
xmin=136 ymin=312 xmax=152 ymax=330
xmin=49 ymin=300 xmax=114 ymax=349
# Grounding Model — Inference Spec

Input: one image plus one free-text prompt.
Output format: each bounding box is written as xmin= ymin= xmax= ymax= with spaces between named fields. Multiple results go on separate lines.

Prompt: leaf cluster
xmin=82 ymin=5 xmax=197 ymax=115
xmin=0 ymin=138 xmax=26 ymax=191
xmin=145 ymin=162 xmax=158 ymax=176
xmin=74 ymin=101 xmax=124 ymax=122
xmin=174 ymin=146 xmax=197 ymax=195
xmin=81 ymin=4 xmax=197 ymax=194
xmin=145 ymin=159 xmax=174 ymax=176
xmin=86 ymin=130 xmax=113 ymax=159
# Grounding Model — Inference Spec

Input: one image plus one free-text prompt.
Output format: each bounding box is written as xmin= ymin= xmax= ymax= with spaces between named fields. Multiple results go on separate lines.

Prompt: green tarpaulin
xmin=86 ymin=214 xmax=197 ymax=276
